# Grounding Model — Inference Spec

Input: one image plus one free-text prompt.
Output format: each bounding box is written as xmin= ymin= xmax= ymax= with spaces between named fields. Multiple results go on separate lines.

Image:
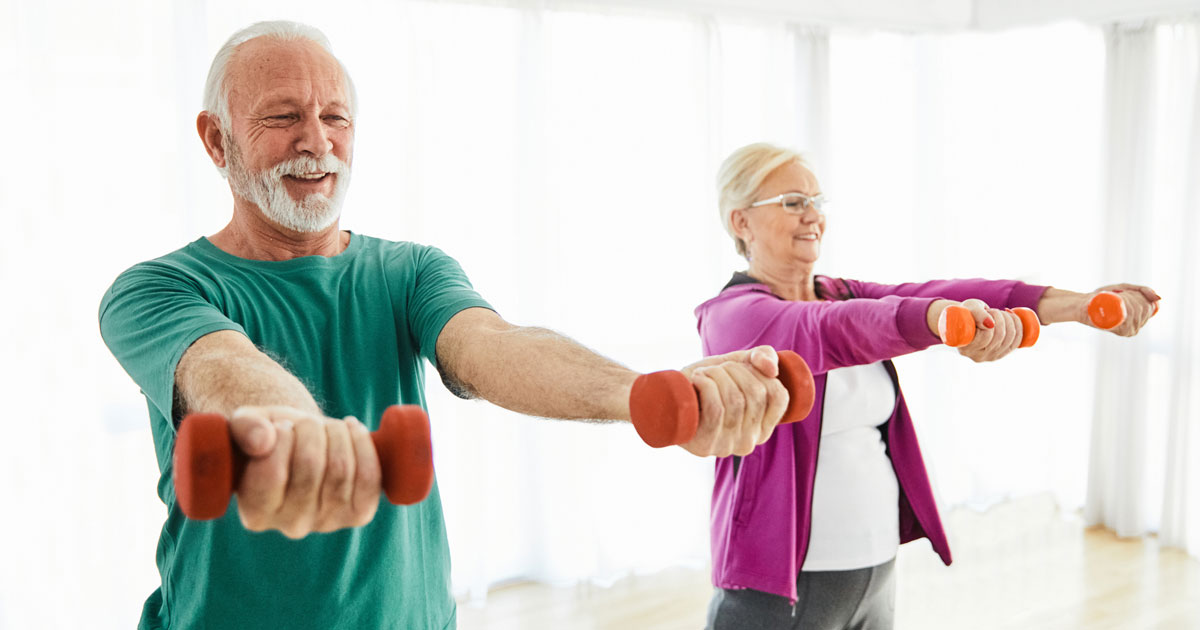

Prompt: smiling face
xmin=730 ymin=161 xmax=826 ymax=270
xmin=217 ymin=37 xmax=355 ymax=233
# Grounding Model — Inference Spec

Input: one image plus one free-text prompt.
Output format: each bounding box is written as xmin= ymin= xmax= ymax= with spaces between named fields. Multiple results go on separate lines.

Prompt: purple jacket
xmin=695 ymin=273 xmax=1048 ymax=602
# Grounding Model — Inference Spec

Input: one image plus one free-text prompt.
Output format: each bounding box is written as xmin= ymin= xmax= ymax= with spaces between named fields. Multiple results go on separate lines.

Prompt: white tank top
xmin=802 ymin=361 xmax=901 ymax=572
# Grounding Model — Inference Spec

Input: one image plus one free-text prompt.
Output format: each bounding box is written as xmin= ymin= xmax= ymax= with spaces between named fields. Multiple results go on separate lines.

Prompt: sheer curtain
xmin=827 ymin=20 xmax=1200 ymax=560
xmin=825 ymin=24 xmax=1105 ymax=515
xmin=1086 ymin=20 xmax=1200 ymax=557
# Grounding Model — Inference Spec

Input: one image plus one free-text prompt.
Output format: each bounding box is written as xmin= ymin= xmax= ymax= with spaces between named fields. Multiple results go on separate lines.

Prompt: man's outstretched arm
xmin=434 ymin=307 xmax=790 ymax=458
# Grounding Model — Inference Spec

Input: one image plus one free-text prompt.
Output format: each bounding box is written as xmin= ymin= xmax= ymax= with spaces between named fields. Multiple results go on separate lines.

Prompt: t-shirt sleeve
xmin=98 ymin=260 xmax=245 ymax=422
xmin=406 ymin=246 xmax=494 ymax=367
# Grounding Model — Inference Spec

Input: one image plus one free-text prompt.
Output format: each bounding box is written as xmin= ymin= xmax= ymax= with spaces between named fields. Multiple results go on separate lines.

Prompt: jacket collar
xmin=722 ymin=272 xmax=845 ymax=301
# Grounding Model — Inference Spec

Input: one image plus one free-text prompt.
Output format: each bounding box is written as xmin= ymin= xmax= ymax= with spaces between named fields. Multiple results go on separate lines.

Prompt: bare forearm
xmin=438 ymin=311 xmax=637 ymax=421
xmin=175 ymin=330 xmax=322 ymax=420
xmin=1035 ymin=287 xmax=1088 ymax=325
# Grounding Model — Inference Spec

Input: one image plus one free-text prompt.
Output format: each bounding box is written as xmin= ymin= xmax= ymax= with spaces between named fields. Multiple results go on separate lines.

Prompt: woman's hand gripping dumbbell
xmin=936 ymin=299 xmax=1041 ymax=355
xmin=174 ymin=405 xmax=433 ymax=525
xmin=628 ymin=349 xmax=815 ymax=452
xmin=1086 ymin=288 xmax=1160 ymax=334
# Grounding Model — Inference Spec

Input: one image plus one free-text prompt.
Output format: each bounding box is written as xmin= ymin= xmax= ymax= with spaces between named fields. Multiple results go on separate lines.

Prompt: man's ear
xmin=197 ymin=112 xmax=228 ymax=169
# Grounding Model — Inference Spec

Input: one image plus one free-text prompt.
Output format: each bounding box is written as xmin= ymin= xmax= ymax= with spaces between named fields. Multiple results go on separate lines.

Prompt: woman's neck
xmin=746 ymin=260 xmax=818 ymax=302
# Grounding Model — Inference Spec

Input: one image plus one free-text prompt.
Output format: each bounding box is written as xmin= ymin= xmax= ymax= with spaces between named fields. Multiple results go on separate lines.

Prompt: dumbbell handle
xmin=629 ymin=350 xmax=815 ymax=448
xmin=939 ymin=305 xmax=1040 ymax=348
xmin=173 ymin=405 xmax=433 ymax=520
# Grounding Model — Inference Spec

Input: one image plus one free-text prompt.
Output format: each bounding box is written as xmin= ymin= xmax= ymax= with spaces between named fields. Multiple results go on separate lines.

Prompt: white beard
xmin=224 ymin=138 xmax=351 ymax=233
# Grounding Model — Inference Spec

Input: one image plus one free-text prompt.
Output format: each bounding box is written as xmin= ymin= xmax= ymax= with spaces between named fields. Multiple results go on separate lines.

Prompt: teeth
xmin=293 ymin=173 xmax=327 ymax=180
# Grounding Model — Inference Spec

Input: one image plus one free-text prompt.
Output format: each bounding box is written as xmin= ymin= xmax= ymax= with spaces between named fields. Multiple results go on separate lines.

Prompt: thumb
xmin=229 ymin=406 xmax=277 ymax=457
xmin=682 ymin=346 xmax=779 ymax=377
xmin=747 ymin=345 xmax=780 ymax=378
xmin=962 ymin=298 xmax=994 ymax=330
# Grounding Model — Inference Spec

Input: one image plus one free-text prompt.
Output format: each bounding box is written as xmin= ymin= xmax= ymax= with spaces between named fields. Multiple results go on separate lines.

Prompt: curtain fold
xmin=1087 ymin=22 xmax=1158 ymax=538
xmin=1087 ymin=21 xmax=1200 ymax=558
xmin=1160 ymin=22 xmax=1200 ymax=558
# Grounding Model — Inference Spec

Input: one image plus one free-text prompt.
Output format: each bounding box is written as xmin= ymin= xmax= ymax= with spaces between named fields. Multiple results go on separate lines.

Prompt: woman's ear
xmin=730 ymin=208 xmax=753 ymax=244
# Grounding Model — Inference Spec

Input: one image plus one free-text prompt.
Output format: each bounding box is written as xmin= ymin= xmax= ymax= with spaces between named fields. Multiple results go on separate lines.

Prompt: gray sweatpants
xmin=705 ymin=559 xmax=896 ymax=630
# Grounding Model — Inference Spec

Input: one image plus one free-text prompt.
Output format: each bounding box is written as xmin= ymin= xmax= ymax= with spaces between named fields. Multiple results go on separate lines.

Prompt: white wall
xmin=464 ymin=0 xmax=1200 ymax=31
xmin=974 ymin=0 xmax=1200 ymax=30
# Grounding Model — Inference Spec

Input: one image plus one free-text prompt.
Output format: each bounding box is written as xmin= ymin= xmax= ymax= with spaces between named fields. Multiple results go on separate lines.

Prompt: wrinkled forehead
xmin=762 ymin=160 xmax=821 ymax=196
xmin=225 ymin=37 xmax=349 ymax=113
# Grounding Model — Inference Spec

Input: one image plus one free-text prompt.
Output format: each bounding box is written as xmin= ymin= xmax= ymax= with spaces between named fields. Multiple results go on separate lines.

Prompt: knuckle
xmin=359 ymin=463 xmax=382 ymax=488
xmin=240 ymin=511 xmax=267 ymax=531
xmin=354 ymin=504 xmax=378 ymax=528
xmin=319 ymin=511 xmax=351 ymax=533
xmin=293 ymin=445 xmax=325 ymax=478
xmin=748 ymin=382 xmax=767 ymax=406
xmin=264 ymin=464 xmax=290 ymax=489
xmin=726 ymin=391 xmax=746 ymax=416
xmin=705 ymin=404 xmax=726 ymax=430
xmin=325 ymin=453 xmax=351 ymax=482
xmin=281 ymin=526 xmax=308 ymax=540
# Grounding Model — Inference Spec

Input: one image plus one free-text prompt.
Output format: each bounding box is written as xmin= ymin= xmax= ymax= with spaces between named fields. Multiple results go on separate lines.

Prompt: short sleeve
xmin=405 ymin=246 xmax=494 ymax=367
xmin=98 ymin=260 xmax=245 ymax=421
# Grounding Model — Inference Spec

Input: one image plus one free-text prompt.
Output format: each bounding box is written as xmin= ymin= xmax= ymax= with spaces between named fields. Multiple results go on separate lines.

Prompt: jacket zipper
xmin=793 ymin=375 xmax=828 ymax=613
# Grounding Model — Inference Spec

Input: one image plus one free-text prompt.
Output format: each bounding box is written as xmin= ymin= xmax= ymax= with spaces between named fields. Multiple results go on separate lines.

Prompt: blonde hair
xmin=716 ymin=142 xmax=808 ymax=258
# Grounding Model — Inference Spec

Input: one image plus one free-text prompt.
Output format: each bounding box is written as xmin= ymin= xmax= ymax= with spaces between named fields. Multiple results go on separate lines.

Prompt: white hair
xmin=202 ymin=20 xmax=358 ymax=136
xmin=716 ymin=142 xmax=809 ymax=259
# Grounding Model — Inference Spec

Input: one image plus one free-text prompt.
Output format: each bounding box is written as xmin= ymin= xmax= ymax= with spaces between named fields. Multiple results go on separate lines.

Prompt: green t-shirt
xmin=98 ymin=233 xmax=492 ymax=630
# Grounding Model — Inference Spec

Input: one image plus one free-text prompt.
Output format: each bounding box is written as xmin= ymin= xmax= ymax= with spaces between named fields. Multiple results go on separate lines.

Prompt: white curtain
xmin=1086 ymin=20 xmax=1200 ymax=557
xmin=825 ymin=24 xmax=1106 ymax=514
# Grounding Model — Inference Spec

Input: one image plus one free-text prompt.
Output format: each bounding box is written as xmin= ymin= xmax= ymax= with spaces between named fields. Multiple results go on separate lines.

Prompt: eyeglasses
xmin=748 ymin=192 xmax=827 ymax=215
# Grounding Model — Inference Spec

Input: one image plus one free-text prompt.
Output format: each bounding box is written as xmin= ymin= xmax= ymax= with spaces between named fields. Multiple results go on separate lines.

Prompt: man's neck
xmin=209 ymin=206 xmax=349 ymax=261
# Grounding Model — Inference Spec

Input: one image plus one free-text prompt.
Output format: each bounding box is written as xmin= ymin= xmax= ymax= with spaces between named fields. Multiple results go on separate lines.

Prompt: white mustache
xmin=268 ymin=154 xmax=348 ymax=180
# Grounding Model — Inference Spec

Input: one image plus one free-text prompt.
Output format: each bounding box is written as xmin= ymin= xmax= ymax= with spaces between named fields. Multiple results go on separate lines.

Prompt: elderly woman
xmin=699 ymin=142 xmax=1159 ymax=630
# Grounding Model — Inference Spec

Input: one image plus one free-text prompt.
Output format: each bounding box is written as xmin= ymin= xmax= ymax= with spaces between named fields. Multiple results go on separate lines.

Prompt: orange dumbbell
xmin=628 ymin=350 xmax=815 ymax=448
xmin=1087 ymin=291 xmax=1159 ymax=330
xmin=939 ymin=305 xmax=1040 ymax=349
xmin=173 ymin=405 xmax=434 ymax=520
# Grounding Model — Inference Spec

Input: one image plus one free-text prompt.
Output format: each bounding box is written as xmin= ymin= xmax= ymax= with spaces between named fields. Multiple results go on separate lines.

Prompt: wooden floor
xmin=457 ymin=495 xmax=1200 ymax=629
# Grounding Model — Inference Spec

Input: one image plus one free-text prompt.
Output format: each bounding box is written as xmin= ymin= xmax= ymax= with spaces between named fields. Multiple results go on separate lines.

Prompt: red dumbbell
xmin=939 ymin=305 xmax=1041 ymax=349
xmin=173 ymin=405 xmax=433 ymax=520
xmin=628 ymin=350 xmax=815 ymax=448
xmin=1087 ymin=291 xmax=1159 ymax=330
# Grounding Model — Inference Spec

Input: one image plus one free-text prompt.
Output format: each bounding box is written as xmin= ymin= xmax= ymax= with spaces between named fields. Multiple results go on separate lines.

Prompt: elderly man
xmin=99 ymin=20 xmax=790 ymax=630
